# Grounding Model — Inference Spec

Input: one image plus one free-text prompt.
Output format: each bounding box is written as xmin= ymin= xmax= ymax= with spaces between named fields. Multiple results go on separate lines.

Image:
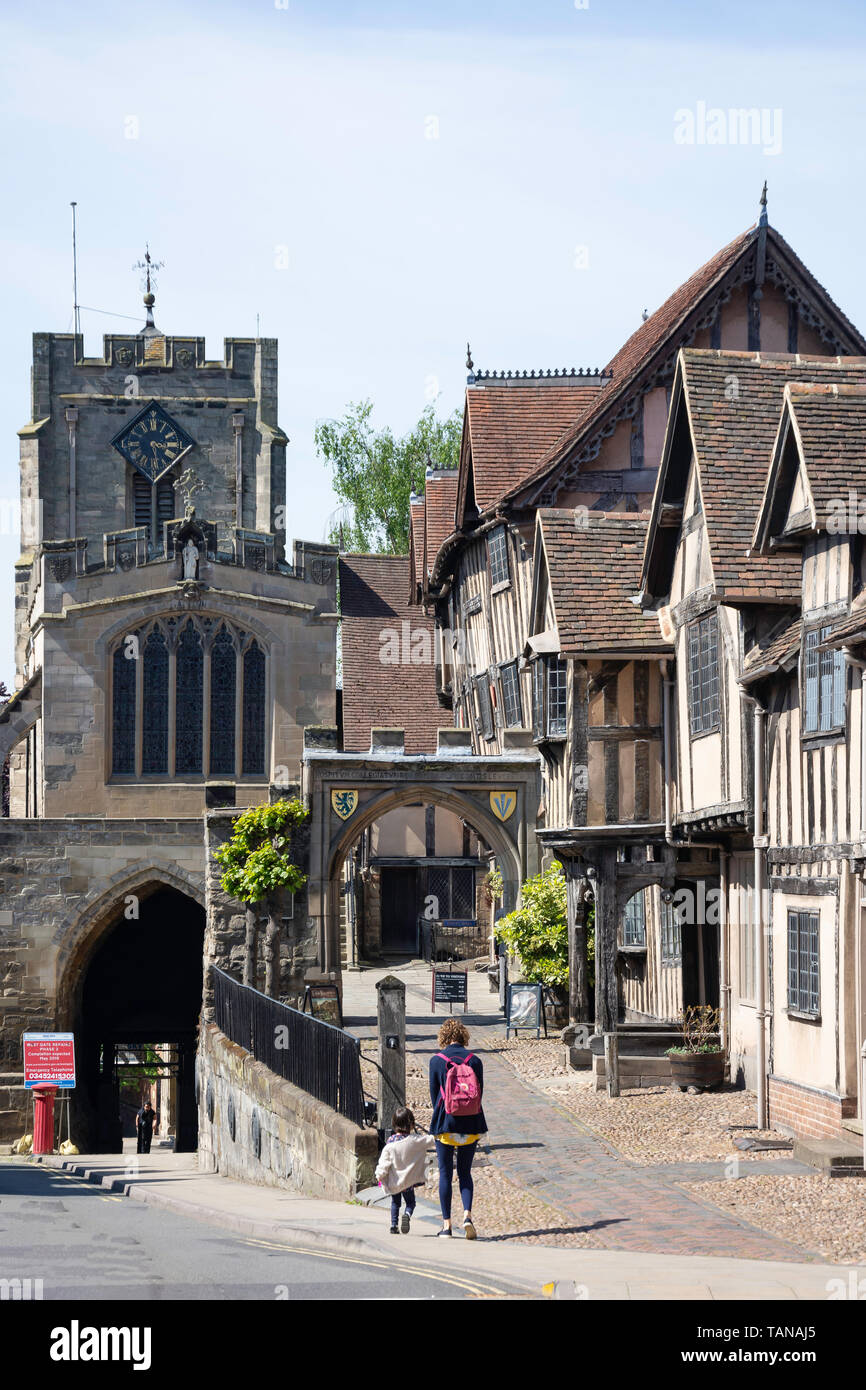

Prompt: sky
xmin=1 ymin=0 xmax=866 ymax=678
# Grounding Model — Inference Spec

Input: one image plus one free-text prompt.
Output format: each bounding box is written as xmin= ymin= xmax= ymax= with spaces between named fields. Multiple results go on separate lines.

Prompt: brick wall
xmin=769 ymin=1074 xmax=857 ymax=1140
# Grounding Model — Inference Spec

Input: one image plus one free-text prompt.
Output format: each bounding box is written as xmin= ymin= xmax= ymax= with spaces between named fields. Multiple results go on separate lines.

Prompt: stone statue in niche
xmin=182 ymin=538 xmax=199 ymax=579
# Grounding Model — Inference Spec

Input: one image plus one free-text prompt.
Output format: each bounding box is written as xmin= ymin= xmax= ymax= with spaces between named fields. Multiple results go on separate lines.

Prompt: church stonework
xmin=0 ymin=311 xmax=337 ymax=1146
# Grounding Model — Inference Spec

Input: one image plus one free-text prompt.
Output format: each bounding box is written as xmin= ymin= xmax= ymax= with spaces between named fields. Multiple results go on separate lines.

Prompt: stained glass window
xmin=142 ymin=628 xmax=169 ymax=774
xmin=209 ymin=626 xmax=236 ymax=775
xmin=175 ymin=621 xmax=203 ymax=774
xmin=112 ymin=642 xmax=137 ymax=774
xmin=242 ymin=641 xmax=265 ymax=774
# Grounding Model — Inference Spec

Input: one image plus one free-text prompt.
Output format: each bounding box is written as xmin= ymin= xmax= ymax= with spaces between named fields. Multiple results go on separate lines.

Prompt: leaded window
xmin=623 ymin=890 xmax=646 ymax=947
xmin=788 ymin=909 xmax=819 ymax=1015
xmin=487 ymin=526 xmax=510 ymax=586
xmin=532 ymin=659 xmax=545 ymax=739
xmin=175 ymin=621 xmax=204 ymax=774
xmin=687 ymin=613 xmax=720 ymax=736
xmin=209 ymin=626 xmax=236 ymax=775
xmin=661 ymin=899 xmax=681 ymax=966
xmin=112 ymin=641 xmax=137 ymax=775
xmin=426 ymin=866 xmax=475 ymax=919
xmin=110 ymin=617 xmax=266 ymax=780
xmin=500 ymin=661 xmax=522 ymax=728
xmin=242 ymin=641 xmax=266 ymax=775
xmin=141 ymin=628 xmax=169 ymax=774
xmin=547 ymin=657 xmax=567 ymax=736
xmin=803 ymin=626 xmax=845 ymax=733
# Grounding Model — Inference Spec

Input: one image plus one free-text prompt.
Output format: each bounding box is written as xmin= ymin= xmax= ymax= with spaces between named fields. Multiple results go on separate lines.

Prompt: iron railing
xmin=422 ymin=918 xmax=483 ymax=964
xmin=211 ymin=967 xmax=365 ymax=1127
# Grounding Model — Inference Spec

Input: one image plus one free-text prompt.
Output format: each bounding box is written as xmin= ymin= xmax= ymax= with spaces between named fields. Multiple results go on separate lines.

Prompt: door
xmin=380 ymin=868 xmax=419 ymax=953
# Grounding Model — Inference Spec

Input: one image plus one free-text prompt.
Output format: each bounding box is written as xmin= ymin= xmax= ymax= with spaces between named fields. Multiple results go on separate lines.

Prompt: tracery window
xmin=110 ymin=616 xmax=267 ymax=779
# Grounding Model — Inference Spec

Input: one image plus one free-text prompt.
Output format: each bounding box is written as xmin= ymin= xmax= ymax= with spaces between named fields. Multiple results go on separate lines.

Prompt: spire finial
xmin=133 ymin=243 xmax=164 ymax=336
xmin=466 ymin=341 xmax=476 ymax=384
xmin=759 ymin=180 xmax=768 ymax=227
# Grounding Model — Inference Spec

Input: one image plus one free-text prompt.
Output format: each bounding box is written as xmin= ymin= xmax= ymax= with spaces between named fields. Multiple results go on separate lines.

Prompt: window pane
xmin=688 ymin=621 xmax=702 ymax=734
xmin=451 ymin=868 xmax=475 ymax=920
xmin=623 ymin=890 xmax=646 ymax=946
xmin=242 ymin=641 xmax=266 ymax=774
xmin=112 ymin=642 xmax=137 ymax=774
xmin=500 ymin=661 xmax=522 ymax=728
xmin=209 ymin=626 xmax=236 ymax=775
xmin=487 ymin=526 xmax=509 ymax=586
xmin=175 ymin=621 xmax=204 ymax=774
xmin=547 ymin=657 xmax=567 ymax=736
xmin=532 ymin=661 xmax=544 ymax=739
xmin=142 ymin=628 xmax=169 ymax=774
xmin=804 ymin=629 xmax=819 ymax=732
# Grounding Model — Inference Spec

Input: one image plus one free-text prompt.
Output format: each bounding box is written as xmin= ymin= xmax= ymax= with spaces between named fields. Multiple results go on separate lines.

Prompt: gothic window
xmin=242 ymin=641 xmax=266 ymax=775
xmin=209 ymin=626 xmax=236 ymax=775
xmin=111 ymin=640 xmax=137 ymax=774
xmin=175 ymin=621 xmax=204 ymax=774
xmin=110 ymin=616 xmax=265 ymax=780
xmin=141 ymin=628 xmax=169 ymax=774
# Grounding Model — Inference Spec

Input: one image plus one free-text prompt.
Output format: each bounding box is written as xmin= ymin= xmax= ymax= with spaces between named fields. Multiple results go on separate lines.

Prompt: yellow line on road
xmin=239 ymin=1235 xmax=519 ymax=1298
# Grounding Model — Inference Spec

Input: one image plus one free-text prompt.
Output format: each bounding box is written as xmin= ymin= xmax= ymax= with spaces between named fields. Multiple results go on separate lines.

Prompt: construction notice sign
xmin=23 ymin=1033 xmax=76 ymax=1088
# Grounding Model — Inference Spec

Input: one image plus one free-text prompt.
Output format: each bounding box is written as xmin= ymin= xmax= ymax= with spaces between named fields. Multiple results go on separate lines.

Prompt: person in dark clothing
xmin=428 ymin=1017 xmax=486 ymax=1239
xmin=135 ymin=1101 xmax=157 ymax=1154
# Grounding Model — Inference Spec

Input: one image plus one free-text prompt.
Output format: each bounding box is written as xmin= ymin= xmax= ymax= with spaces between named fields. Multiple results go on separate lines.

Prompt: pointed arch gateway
xmin=302 ymin=736 xmax=542 ymax=975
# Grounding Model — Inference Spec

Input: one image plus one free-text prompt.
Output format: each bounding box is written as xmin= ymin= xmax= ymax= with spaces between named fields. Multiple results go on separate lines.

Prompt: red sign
xmin=23 ymin=1033 xmax=76 ymax=1088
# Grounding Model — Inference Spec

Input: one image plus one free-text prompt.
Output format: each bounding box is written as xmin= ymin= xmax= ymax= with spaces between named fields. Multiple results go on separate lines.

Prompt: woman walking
xmin=429 ymin=1017 xmax=486 ymax=1239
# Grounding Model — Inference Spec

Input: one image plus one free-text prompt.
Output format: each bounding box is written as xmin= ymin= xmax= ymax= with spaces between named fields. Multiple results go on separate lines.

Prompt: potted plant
xmin=666 ymin=1005 xmax=725 ymax=1091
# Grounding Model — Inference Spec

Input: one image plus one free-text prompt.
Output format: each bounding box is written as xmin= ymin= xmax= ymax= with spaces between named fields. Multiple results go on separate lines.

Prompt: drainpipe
xmin=742 ymin=691 xmax=769 ymax=1131
xmin=661 ymin=659 xmax=675 ymax=846
xmin=719 ymin=848 xmax=730 ymax=1073
xmin=843 ymin=648 xmax=866 ymax=1131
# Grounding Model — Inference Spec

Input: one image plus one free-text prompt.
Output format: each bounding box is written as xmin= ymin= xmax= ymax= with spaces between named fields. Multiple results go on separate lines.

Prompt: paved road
xmin=0 ymin=1162 xmax=519 ymax=1300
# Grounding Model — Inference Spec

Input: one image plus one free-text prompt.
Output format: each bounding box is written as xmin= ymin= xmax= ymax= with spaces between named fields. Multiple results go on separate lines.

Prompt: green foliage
xmin=484 ymin=868 xmax=504 ymax=905
xmin=495 ymin=861 xmax=569 ymax=987
xmin=215 ymin=800 xmax=309 ymax=905
xmin=315 ymin=399 xmax=462 ymax=553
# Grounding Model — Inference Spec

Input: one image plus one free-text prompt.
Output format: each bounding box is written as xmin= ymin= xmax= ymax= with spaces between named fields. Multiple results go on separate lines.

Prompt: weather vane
xmin=133 ymin=244 xmax=164 ymax=297
xmin=177 ymin=467 xmax=204 ymax=519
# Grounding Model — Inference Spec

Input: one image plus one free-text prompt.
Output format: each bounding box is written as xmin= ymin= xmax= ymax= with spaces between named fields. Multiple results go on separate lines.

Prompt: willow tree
xmin=215 ymin=800 xmax=308 ymax=997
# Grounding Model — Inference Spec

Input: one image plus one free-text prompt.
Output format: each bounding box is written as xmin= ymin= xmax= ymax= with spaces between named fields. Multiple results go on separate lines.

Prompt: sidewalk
xmin=19 ymin=1149 xmax=855 ymax=1300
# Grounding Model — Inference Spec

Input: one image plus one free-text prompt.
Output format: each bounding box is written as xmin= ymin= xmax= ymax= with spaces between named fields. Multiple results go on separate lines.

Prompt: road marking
xmin=239 ymin=1235 xmax=519 ymax=1298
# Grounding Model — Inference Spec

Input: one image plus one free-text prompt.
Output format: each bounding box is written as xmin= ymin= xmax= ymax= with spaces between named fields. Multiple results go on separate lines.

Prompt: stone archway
xmin=302 ymin=730 xmax=541 ymax=977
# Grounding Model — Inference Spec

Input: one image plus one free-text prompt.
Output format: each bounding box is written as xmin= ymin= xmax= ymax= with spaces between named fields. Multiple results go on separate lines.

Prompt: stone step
xmin=793 ymin=1134 xmax=865 ymax=1176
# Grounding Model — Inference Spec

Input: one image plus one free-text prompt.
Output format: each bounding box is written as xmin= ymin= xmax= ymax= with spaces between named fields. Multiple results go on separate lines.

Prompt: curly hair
xmin=438 ymin=1017 xmax=469 ymax=1048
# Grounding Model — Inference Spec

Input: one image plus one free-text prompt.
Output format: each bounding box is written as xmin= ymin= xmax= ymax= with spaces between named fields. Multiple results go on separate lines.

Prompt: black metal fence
xmin=211 ymin=967 xmax=365 ymax=1128
xmin=421 ymin=918 xmax=484 ymax=963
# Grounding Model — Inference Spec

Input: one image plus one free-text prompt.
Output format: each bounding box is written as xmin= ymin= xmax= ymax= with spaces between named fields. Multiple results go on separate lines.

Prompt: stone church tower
xmin=0 ymin=288 xmax=337 ymax=1149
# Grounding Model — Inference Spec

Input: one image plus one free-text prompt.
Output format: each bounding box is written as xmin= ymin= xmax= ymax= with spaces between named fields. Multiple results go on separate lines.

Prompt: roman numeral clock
xmin=112 ymin=401 xmax=195 ymax=483
xmin=111 ymin=401 xmax=195 ymax=551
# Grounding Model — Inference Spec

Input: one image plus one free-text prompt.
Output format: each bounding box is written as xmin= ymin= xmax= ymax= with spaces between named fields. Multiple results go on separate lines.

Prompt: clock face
xmin=111 ymin=401 xmax=195 ymax=483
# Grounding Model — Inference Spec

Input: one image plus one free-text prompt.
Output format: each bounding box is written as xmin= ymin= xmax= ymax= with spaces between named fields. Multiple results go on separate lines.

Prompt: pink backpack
xmin=438 ymin=1052 xmax=482 ymax=1116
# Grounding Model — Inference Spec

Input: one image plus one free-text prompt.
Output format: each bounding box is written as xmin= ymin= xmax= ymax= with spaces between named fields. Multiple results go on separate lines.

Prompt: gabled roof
xmin=502 ymin=224 xmax=866 ymax=512
xmin=460 ymin=378 xmax=604 ymax=520
xmin=642 ymin=350 xmax=866 ymax=608
xmin=740 ymin=613 xmax=801 ymax=683
xmin=339 ymin=555 xmax=445 ymax=756
xmin=533 ymin=510 xmax=670 ymax=658
xmin=753 ymin=383 xmax=866 ymax=549
xmin=424 ymin=469 xmax=459 ymax=571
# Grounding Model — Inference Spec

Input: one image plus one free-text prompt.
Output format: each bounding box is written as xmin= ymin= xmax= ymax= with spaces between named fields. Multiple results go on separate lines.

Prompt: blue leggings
xmin=435 ymin=1140 xmax=477 ymax=1220
xmin=390 ymin=1188 xmax=416 ymax=1226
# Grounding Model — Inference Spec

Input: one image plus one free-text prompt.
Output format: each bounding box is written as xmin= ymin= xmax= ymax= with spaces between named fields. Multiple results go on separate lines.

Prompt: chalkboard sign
xmin=302 ymin=983 xmax=343 ymax=1028
xmin=432 ymin=969 xmax=468 ymax=1011
xmin=506 ymin=982 xmax=545 ymax=1039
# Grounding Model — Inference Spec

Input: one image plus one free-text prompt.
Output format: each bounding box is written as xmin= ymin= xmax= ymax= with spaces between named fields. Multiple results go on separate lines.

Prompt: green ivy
xmin=215 ymin=799 xmax=309 ymax=904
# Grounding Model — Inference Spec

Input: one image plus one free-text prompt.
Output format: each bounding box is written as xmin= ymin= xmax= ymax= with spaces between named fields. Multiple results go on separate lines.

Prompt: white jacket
xmin=375 ymin=1132 xmax=432 ymax=1195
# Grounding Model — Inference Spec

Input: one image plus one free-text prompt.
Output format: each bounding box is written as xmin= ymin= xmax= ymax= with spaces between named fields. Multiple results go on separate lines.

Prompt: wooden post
xmin=604 ymin=1032 xmax=620 ymax=1098
xmin=566 ymin=862 xmax=591 ymax=1023
xmin=376 ymin=974 xmax=406 ymax=1133
xmin=594 ymin=847 xmax=619 ymax=1035
xmin=243 ymin=906 xmax=257 ymax=988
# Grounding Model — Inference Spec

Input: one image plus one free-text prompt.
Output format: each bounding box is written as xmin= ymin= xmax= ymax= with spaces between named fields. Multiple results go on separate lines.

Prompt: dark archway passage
xmin=77 ymin=888 xmax=205 ymax=1153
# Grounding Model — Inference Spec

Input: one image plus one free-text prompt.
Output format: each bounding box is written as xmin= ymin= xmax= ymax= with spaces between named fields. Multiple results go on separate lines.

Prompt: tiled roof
xmin=823 ymin=595 xmax=866 ymax=648
xmin=423 ymin=470 xmax=458 ymax=572
xmin=680 ymin=351 xmax=866 ymax=602
xmin=786 ymin=384 xmax=866 ymax=521
xmin=466 ymin=380 xmax=603 ymax=512
xmin=503 ymin=224 xmax=866 ymax=509
xmin=339 ymin=555 xmax=444 ymax=756
xmin=537 ymin=510 xmax=670 ymax=656
xmin=741 ymin=614 xmax=801 ymax=680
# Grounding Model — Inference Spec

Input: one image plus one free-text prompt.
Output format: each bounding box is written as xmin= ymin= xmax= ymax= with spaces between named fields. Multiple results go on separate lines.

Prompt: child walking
xmin=374 ymin=1106 xmax=430 ymax=1235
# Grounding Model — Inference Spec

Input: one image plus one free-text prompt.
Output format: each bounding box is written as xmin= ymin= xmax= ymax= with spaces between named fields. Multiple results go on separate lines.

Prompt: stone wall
xmin=203 ymin=808 xmax=317 ymax=1016
xmin=197 ymin=1022 xmax=377 ymax=1200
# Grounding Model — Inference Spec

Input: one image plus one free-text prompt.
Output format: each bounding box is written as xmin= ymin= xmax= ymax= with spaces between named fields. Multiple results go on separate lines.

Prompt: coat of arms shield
xmin=331 ymin=789 xmax=359 ymax=820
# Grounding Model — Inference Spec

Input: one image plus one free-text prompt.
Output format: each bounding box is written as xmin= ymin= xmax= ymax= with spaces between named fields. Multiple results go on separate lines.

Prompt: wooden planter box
xmin=667 ymin=1050 xmax=725 ymax=1092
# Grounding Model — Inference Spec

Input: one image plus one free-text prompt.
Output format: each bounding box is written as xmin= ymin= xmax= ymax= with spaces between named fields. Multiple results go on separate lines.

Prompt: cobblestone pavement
xmin=345 ymin=962 xmax=821 ymax=1260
